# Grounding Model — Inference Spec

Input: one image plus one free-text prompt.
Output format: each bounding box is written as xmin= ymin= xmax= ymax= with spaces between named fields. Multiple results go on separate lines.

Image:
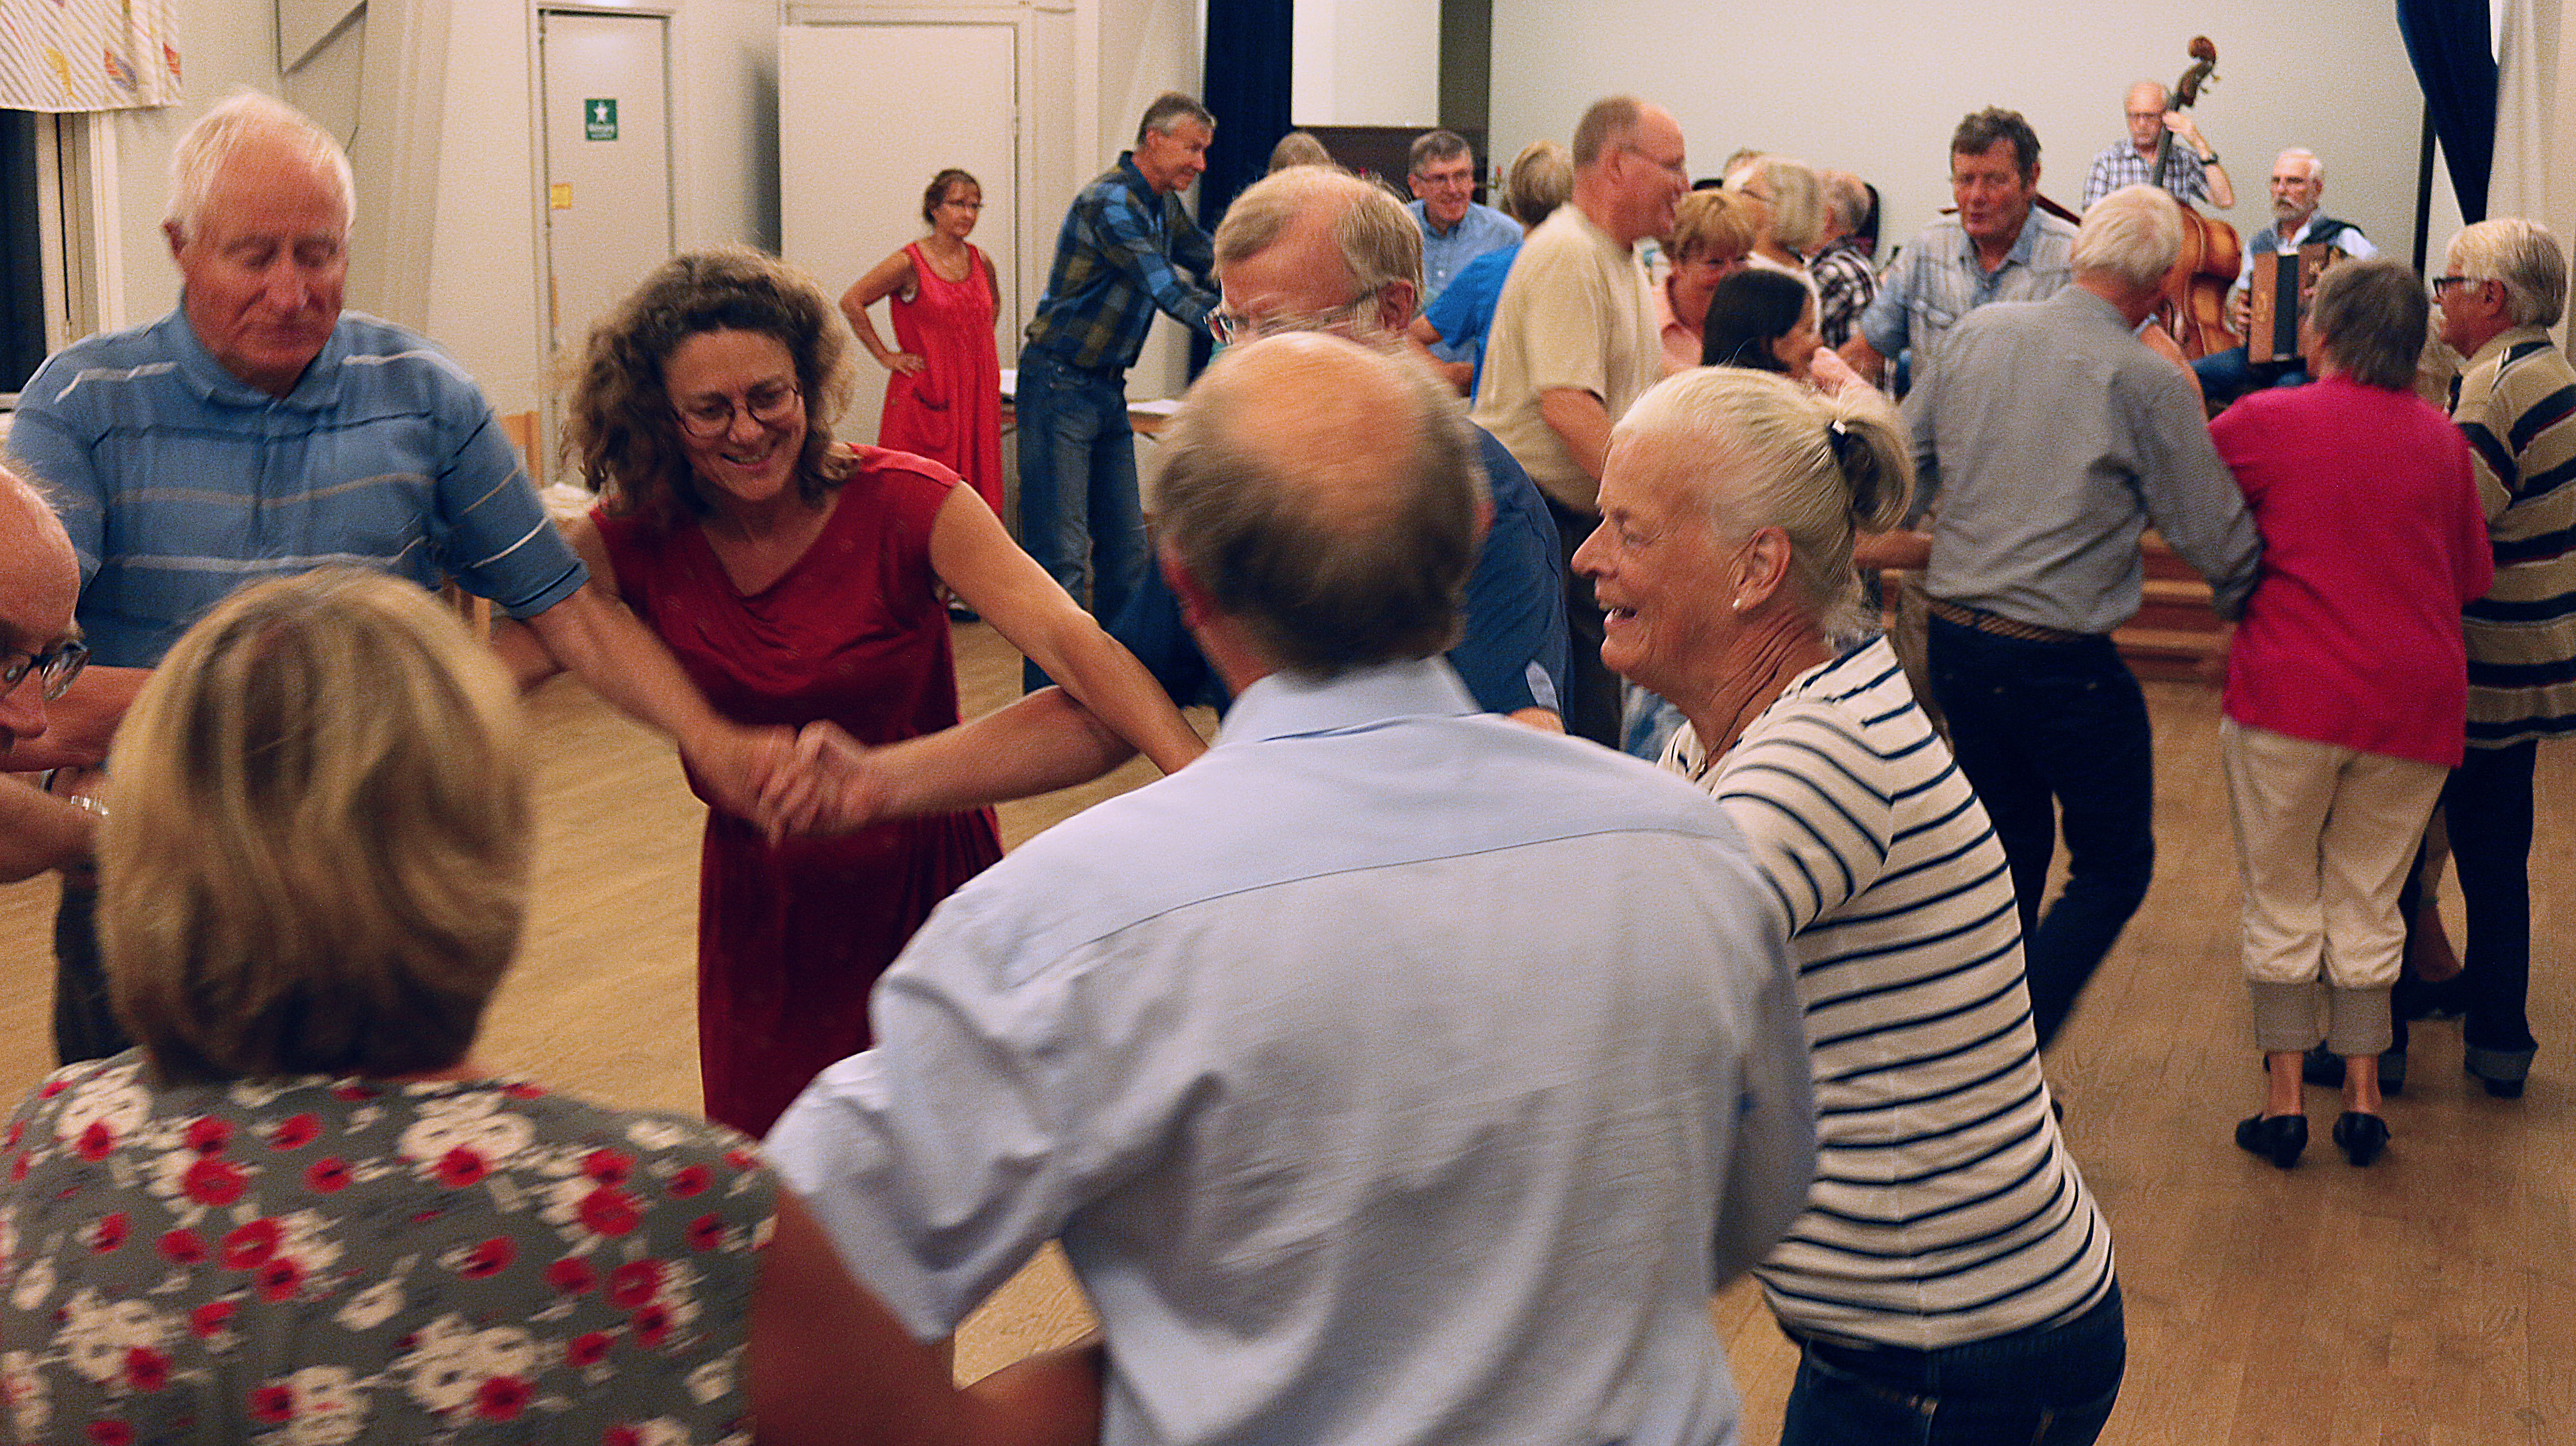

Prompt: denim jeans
xmin=1014 ymin=350 xmax=1145 ymax=690
xmin=1929 ymin=618 xmax=2155 ymax=1049
xmin=2191 ymin=345 xmax=2308 ymax=405
xmin=1779 ymin=1283 xmax=2126 ymax=1446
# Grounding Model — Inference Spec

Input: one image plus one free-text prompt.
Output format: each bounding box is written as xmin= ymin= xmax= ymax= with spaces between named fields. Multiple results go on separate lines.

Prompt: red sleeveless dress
xmin=880 ymin=241 xmax=1005 ymax=519
xmin=593 ymin=450 xmax=1002 ymax=1136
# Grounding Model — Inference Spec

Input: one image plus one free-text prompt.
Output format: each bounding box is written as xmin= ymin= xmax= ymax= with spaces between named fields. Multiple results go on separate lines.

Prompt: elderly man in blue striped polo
xmin=9 ymin=91 xmax=791 ymax=1065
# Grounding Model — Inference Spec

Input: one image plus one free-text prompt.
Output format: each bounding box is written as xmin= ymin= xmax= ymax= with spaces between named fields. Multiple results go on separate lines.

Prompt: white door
xmin=780 ymin=23 xmax=1019 ymax=446
xmin=539 ymin=11 xmax=675 ymax=380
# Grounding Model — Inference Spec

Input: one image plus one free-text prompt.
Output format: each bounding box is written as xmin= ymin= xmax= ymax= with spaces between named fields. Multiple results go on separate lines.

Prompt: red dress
xmin=880 ymin=241 xmax=1005 ymax=518
xmin=593 ymin=450 xmax=1002 ymax=1137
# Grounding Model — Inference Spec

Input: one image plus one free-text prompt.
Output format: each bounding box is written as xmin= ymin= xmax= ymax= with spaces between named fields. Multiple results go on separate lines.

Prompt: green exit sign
xmin=584 ymin=98 xmax=617 ymax=140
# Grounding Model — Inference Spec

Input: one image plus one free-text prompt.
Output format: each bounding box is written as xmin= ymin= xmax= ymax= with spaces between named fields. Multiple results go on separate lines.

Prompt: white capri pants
xmin=2222 ymin=719 xmax=2447 ymax=1055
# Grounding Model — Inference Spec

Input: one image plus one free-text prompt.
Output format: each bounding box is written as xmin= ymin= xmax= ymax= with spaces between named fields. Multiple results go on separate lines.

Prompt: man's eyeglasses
xmin=2 ymin=640 xmax=89 ymax=701
xmin=672 ymin=380 xmax=802 ymax=437
xmin=2431 ymin=274 xmax=2488 ymax=297
xmin=1206 ymin=290 xmax=1381 ymax=346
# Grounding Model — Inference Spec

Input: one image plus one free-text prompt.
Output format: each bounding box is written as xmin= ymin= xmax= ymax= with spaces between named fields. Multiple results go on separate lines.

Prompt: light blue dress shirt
xmin=1409 ymin=197 xmax=1521 ymax=353
xmin=770 ymin=657 xmax=1816 ymax=1446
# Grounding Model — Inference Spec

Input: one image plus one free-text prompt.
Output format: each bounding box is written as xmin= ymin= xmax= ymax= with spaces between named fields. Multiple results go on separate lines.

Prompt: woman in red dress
xmin=553 ymin=247 xmax=1203 ymax=1136
xmin=841 ymin=169 xmax=1005 ymax=522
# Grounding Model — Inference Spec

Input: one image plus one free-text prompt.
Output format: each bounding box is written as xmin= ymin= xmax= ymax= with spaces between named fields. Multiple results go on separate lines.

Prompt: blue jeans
xmin=1929 ymin=618 xmax=2155 ymax=1049
xmin=1780 ymin=1283 xmax=2126 ymax=1446
xmin=1015 ymin=350 xmax=1145 ymax=690
xmin=2191 ymin=345 xmax=2308 ymax=404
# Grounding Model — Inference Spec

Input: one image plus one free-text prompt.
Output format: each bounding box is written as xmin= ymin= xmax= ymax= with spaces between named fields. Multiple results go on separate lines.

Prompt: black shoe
xmin=2331 ymin=1111 xmax=2389 ymax=1166
xmin=2463 ymin=1045 xmax=2534 ymax=1099
xmin=2297 ymin=1044 xmax=2405 ymax=1095
xmin=2234 ymin=1113 xmax=2307 ymax=1169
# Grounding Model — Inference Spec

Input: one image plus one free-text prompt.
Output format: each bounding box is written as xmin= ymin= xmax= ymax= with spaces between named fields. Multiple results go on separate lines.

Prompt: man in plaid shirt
xmin=1016 ymin=92 xmax=1219 ymax=688
xmin=2079 ymin=80 xmax=2235 ymax=211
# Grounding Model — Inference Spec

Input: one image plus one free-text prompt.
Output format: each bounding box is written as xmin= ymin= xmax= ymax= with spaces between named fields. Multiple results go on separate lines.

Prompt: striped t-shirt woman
xmin=1665 ymin=636 xmax=2115 ymax=1349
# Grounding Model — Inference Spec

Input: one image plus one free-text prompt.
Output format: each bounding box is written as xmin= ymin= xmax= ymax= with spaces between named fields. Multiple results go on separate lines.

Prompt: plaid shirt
xmin=1808 ymin=238 xmax=1878 ymax=351
xmin=2080 ymin=139 xmax=2209 ymax=209
xmin=1022 ymin=153 xmax=1216 ymax=373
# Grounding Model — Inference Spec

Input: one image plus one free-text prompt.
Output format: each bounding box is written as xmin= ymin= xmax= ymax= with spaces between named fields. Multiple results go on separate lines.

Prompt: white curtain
xmin=0 ymin=0 xmax=183 ymax=111
xmin=2488 ymin=0 xmax=2544 ymax=217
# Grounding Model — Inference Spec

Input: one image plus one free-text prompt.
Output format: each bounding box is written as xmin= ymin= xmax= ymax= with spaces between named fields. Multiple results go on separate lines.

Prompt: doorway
xmin=538 ymin=9 xmax=676 ymax=402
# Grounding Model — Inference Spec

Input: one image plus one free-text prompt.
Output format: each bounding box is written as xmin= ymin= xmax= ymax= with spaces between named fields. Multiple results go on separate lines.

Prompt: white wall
xmin=1292 ymin=0 xmax=1438 ymax=129
xmin=1489 ymin=1 xmax=2462 ymax=272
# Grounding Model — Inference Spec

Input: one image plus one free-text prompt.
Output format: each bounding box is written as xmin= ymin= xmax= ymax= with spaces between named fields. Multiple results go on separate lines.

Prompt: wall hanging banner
xmin=0 ymin=0 xmax=184 ymax=112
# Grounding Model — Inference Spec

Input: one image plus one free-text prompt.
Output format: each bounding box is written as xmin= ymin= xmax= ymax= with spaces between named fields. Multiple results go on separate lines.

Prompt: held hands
xmin=753 ymin=723 xmax=895 ymax=842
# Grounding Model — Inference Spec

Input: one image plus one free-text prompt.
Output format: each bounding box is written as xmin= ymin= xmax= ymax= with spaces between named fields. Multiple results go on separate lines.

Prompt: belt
xmin=1925 ymin=598 xmax=2092 ymax=645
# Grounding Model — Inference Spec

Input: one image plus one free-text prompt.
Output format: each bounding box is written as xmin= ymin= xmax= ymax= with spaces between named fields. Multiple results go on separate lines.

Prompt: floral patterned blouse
xmin=0 ymin=1052 xmax=774 ymax=1445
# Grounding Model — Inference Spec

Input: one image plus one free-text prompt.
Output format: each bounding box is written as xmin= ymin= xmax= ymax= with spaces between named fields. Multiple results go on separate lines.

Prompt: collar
xmin=1566 ymin=202 xmax=1633 ymax=258
xmin=2046 ymin=284 xmax=2132 ymax=330
xmin=2464 ymin=324 xmax=2555 ymax=373
xmin=1116 ymin=151 xmax=1166 ymax=204
xmin=1214 ymin=657 xmax=1479 ymax=747
xmin=1960 ymin=208 xmax=2048 ymax=273
xmin=1410 ymin=198 xmax=1469 ymax=239
xmin=158 ymin=300 xmax=346 ymax=411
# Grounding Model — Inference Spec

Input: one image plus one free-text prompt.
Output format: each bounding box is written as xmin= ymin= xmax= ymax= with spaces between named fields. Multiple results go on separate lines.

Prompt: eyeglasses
xmin=672 ymin=380 xmax=802 ymax=437
xmin=1622 ymin=144 xmax=1690 ymax=184
xmin=1207 ymin=290 xmax=1381 ymax=346
xmin=1 ymin=640 xmax=89 ymax=701
xmin=2431 ymin=274 xmax=2487 ymax=297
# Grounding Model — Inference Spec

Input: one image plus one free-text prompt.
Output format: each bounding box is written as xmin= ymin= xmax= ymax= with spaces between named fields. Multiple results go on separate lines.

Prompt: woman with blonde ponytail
xmin=1576 ymin=367 xmax=2126 ymax=1443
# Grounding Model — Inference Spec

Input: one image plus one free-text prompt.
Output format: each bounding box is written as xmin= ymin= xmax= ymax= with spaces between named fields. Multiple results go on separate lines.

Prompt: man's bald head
xmin=1155 ymin=333 xmax=1482 ymax=677
xmin=0 ymin=466 xmax=81 ymax=757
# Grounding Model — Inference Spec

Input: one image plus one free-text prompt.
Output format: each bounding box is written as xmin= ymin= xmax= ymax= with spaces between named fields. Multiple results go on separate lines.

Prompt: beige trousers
xmin=2222 ymin=720 xmax=2446 ymax=1053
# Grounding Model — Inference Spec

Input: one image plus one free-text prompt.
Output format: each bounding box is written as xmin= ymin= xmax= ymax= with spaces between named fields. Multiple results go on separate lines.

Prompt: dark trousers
xmin=53 ymin=882 xmax=129 ymax=1064
xmin=1780 ymin=1283 xmax=2126 ymax=1446
xmin=1545 ymin=495 xmax=1619 ymax=747
xmin=1929 ymin=619 xmax=2155 ymax=1049
xmin=2395 ymin=739 xmax=2539 ymax=1055
xmin=2191 ymin=345 xmax=2308 ymax=406
xmin=1016 ymin=350 xmax=1145 ymax=691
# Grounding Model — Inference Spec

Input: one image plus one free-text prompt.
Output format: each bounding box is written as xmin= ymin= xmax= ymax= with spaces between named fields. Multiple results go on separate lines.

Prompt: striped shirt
xmin=1021 ymin=153 xmax=1216 ymax=374
xmin=1664 ymin=637 xmax=2116 ymax=1350
xmin=10 ymin=308 xmax=584 ymax=668
xmin=2452 ymin=325 xmax=2576 ymax=746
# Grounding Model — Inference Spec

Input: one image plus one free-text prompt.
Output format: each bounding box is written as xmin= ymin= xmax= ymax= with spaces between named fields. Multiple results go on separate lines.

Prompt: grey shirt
xmin=1909 ymin=285 xmax=2261 ymax=635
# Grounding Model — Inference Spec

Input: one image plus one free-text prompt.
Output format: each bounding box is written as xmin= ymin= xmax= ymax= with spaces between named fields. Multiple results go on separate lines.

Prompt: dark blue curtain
xmin=1193 ymin=0 xmax=1292 ymax=375
xmin=2396 ymin=0 xmax=2497 ymax=223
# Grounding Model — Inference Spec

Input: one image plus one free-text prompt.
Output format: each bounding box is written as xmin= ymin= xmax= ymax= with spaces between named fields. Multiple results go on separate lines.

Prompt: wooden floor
xmin=3 ymin=622 xmax=2569 ymax=1442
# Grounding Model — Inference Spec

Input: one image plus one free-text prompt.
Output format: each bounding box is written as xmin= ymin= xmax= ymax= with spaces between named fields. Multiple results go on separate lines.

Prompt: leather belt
xmin=1925 ymin=598 xmax=2091 ymax=645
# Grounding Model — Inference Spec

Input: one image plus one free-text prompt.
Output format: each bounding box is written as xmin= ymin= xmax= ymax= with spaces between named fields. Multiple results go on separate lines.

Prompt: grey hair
xmin=1819 ymin=170 xmax=1870 ymax=237
xmin=164 ymin=91 xmax=355 ymax=242
xmin=2276 ymin=147 xmax=2324 ymax=185
xmin=1214 ymin=165 xmax=1425 ymax=324
xmin=1156 ymin=338 xmax=1482 ymax=676
xmin=2127 ymin=80 xmax=2170 ymax=109
xmin=2309 ymin=258 xmax=2428 ymax=391
xmin=1267 ymin=131 xmax=1335 ymax=174
xmin=1137 ymin=92 xmax=1215 ymax=147
xmin=2448 ymin=217 xmax=2568 ymax=329
xmin=1613 ymin=367 xmax=1913 ymax=644
xmin=1727 ymin=156 xmax=1824 ymax=255
xmin=2071 ymin=185 xmax=2183 ymax=293
xmin=1408 ymin=129 xmax=1473 ymax=176
xmin=1502 ymin=140 xmax=1573 ymax=227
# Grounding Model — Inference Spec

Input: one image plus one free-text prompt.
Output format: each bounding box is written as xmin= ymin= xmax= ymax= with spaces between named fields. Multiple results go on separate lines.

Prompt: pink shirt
xmin=2211 ymin=376 xmax=2493 ymax=766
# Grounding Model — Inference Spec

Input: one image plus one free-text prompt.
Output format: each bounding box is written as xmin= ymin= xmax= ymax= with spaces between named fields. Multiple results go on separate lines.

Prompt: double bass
xmin=2151 ymin=37 xmax=2242 ymax=358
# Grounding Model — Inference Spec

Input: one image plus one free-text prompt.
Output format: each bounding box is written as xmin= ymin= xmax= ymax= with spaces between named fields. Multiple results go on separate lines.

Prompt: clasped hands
xmin=682 ymin=722 xmax=892 ymax=841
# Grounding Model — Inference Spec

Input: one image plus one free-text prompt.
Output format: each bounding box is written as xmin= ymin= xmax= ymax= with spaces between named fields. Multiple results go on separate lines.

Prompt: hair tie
xmin=1824 ymin=417 xmax=1856 ymax=474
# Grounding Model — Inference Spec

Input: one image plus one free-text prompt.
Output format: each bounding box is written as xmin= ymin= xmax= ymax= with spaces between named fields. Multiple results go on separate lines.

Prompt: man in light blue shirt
xmin=770 ymin=332 xmax=1815 ymax=1446
xmin=1407 ymin=129 xmax=1521 ymax=321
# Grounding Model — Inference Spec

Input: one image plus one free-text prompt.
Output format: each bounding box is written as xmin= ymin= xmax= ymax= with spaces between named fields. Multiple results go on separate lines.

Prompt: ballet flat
xmin=2331 ymin=1111 xmax=2389 ymax=1166
xmin=2234 ymin=1113 xmax=2306 ymax=1170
